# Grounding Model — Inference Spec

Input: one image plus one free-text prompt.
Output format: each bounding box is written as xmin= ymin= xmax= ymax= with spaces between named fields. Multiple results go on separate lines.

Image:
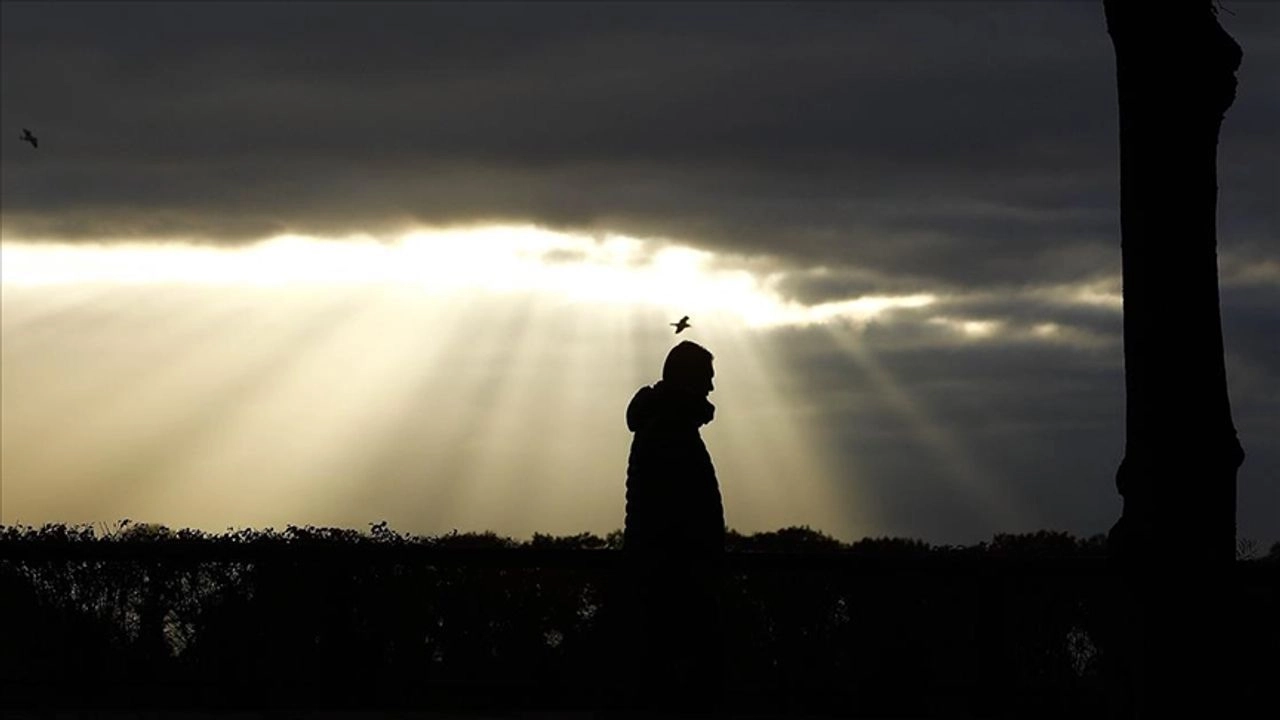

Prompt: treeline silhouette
xmin=1 ymin=522 xmax=1276 ymax=716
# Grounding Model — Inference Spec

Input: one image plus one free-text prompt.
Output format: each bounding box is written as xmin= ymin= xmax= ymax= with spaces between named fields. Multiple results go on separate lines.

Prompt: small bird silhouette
xmin=21 ymin=128 xmax=38 ymax=149
xmin=670 ymin=315 xmax=691 ymax=334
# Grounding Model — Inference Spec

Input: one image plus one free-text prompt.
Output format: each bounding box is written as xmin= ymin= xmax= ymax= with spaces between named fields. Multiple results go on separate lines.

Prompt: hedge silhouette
xmin=1 ymin=522 xmax=1275 ymax=716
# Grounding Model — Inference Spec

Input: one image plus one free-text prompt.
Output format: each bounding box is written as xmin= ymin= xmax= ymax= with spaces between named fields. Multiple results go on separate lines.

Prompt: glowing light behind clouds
xmin=1 ymin=227 xmax=937 ymax=327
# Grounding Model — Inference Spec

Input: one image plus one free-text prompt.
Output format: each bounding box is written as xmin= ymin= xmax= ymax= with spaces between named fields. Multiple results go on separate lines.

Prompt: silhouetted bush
xmin=1 ymin=522 xmax=1275 ymax=716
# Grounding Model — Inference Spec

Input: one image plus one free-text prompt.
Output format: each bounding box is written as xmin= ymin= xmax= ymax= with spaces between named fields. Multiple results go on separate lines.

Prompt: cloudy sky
xmin=2 ymin=2 xmax=1276 ymax=545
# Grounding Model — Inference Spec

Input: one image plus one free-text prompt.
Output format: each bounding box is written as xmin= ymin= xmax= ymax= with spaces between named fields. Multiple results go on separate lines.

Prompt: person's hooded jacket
xmin=624 ymin=380 xmax=725 ymax=555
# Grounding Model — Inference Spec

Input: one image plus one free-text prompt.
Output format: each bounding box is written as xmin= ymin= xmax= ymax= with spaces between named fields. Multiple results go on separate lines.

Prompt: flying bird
xmin=670 ymin=315 xmax=691 ymax=334
xmin=21 ymin=128 xmax=38 ymax=148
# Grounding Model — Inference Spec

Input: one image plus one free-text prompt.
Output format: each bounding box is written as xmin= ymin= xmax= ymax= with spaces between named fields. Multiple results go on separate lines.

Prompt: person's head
xmin=662 ymin=340 xmax=715 ymax=397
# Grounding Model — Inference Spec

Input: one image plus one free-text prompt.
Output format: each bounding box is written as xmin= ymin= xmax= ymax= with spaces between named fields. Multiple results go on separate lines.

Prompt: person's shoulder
xmin=626 ymin=384 xmax=660 ymax=432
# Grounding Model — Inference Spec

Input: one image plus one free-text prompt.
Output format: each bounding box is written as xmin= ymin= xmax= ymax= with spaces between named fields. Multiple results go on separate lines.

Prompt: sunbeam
xmin=701 ymin=321 xmax=867 ymax=538
xmin=819 ymin=321 xmax=1026 ymax=531
xmin=1 ymin=227 xmax=953 ymax=538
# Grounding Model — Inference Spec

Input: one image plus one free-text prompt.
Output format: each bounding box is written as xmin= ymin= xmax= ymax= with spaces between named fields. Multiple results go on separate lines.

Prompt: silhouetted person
xmin=621 ymin=340 xmax=725 ymax=710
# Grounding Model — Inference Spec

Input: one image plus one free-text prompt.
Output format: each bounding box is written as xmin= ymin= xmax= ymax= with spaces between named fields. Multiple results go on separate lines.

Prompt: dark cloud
xmin=8 ymin=2 xmax=1274 ymax=290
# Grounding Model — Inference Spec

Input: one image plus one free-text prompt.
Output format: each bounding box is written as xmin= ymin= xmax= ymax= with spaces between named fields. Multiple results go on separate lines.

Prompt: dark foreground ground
xmin=3 ymin=528 xmax=1277 ymax=719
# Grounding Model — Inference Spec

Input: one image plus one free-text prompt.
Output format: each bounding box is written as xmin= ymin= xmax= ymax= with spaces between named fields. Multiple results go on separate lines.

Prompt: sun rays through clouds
xmin=2 ymin=225 xmax=1127 ymax=540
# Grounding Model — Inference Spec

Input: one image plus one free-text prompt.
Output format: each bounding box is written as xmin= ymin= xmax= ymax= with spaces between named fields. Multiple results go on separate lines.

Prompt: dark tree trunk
xmin=1105 ymin=0 xmax=1244 ymax=565
xmin=1103 ymin=1 xmax=1244 ymax=716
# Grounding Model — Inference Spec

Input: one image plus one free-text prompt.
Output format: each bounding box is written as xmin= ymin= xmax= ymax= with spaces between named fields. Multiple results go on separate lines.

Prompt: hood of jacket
xmin=626 ymin=380 xmax=715 ymax=432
